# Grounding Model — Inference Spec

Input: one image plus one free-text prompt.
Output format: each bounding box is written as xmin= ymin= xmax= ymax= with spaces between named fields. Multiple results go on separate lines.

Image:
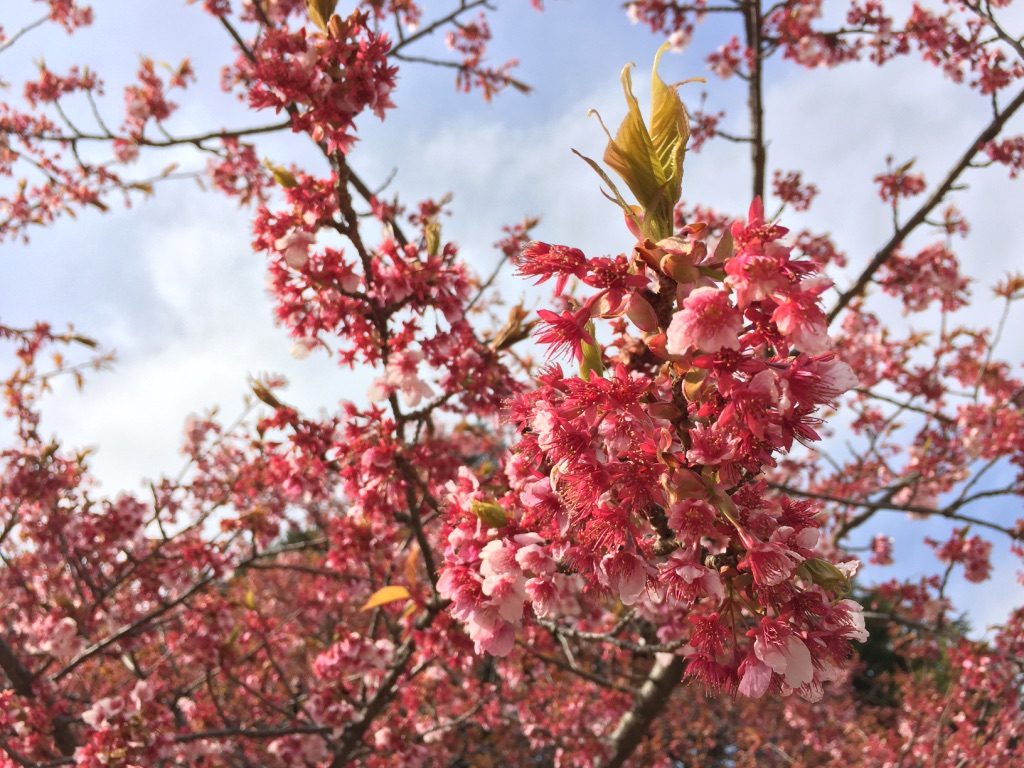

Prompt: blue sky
xmin=3 ymin=0 xmax=1023 ymax=633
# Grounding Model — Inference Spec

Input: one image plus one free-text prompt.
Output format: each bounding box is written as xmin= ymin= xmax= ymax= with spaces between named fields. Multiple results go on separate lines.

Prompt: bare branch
xmin=0 ymin=15 xmax=48 ymax=55
xmin=599 ymin=653 xmax=686 ymax=768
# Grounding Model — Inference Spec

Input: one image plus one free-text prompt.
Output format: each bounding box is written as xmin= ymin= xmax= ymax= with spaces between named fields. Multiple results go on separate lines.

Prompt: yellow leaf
xmin=361 ymin=585 xmax=410 ymax=611
xmin=712 ymin=230 xmax=734 ymax=263
xmin=797 ymin=559 xmax=851 ymax=595
xmin=250 ymin=380 xmax=283 ymax=409
xmin=572 ymin=148 xmax=643 ymax=232
xmin=489 ymin=303 xmax=534 ymax=352
xmin=710 ymin=486 xmax=740 ymax=528
xmin=306 ymin=0 xmax=338 ymax=32
xmin=425 ymin=219 xmax=441 ymax=257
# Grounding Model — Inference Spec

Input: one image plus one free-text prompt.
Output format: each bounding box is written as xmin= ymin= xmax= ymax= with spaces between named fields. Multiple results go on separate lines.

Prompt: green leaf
xmin=579 ymin=321 xmax=605 ymax=380
xmin=590 ymin=43 xmax=699 ymax=241
xmin=683 ymin=367 xmax=707 ymax=401
xmin=263 ymin=159 xmax=297 ymax=189
xmin=602 ymin=63 xmax=663 ymax=216
xmin=470 ymin=499 xmax=508 ymax=528
xmin=649 ymin=43 xmax=689 ymax=214
xmin=572 ymin=148 xmax=643 ymax=232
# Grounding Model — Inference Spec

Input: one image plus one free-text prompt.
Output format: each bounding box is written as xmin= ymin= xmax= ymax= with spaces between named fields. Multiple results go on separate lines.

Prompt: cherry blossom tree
xmin=1 ymin=0 xmax=1022 ymax=766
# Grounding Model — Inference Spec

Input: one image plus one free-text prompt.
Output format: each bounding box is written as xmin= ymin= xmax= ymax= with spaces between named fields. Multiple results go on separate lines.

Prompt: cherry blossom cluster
xmin=3 ymin=1 xmax=1024 ymax=766
xmin=630 ymin=0 xmax=1024 ymax=95
xmin=242 ymin=11 xmax=397 ymax=154
xmin=626 ymin=0 xmax=1024 ymax=206
xmin=439 ymin=196 xmax=868 ymax=700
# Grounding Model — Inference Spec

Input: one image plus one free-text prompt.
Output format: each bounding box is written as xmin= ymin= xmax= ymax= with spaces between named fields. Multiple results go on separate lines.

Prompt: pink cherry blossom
xmin=666 ymin=286 xmax=743 ymax=353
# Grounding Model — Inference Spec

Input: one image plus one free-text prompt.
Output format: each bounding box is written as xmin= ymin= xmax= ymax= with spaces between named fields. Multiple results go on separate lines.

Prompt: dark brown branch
xmin=390 ymin=0 xmax=493 ymax=55
xmin=599 ymin=653 xmax=686 ymax=768
xmin=394 ymin=456 xmax=441 ymax=589
xmin=466 ymin=252 xmax=511 ymax=313
xmin=0 ymin=634 xmax=34 ymax=697
xmin=346 ymin=167 xmax=410 ymax=248
xmin=537 ymin=618 xmax=685 ymax=656
xmin=175 ymin=725 xmax=331 ymax=742
xmin=742 ymin=0 xmax=767 ymax=201
xmin=54 ymin=571 xmax=218 ymax=681
xmin=0 ymin=635 xmax=77 ymax=755
xmin=328 ymin=607 xmax=441 ymax=766
xmin=520 ymin=645 xmax=634 ymax=693
xmin=54 ymin=538 xmax=325 ymax=682
xmin=770 ymin=482 xmax=1021 ymax=540
xmin=25 ymin=120 xmax=293 ymax=148
xmin=618 ymin=1 xmax=743 ymax=14
xmin=853 ymin=387 xmax=955 ymax=425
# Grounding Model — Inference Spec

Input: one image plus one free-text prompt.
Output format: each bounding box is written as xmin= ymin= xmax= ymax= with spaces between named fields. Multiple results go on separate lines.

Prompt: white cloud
xmin=34 ymin=190 xmax=367 ymax=492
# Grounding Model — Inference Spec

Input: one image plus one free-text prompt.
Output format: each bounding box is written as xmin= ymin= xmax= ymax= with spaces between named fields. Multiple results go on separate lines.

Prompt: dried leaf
xmin=683 ymin=367 xmax=706 ymax=401
xmin=361 ymin=585 xmax=410 ymax=611
xmin=712 ymin=230 xmax=734 ymax=263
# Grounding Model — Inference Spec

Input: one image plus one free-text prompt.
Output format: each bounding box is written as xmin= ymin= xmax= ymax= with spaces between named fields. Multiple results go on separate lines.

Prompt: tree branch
xmin=828 ymin=86 xmax=1024 ymax=323
xmin=599 ymin=653 xmax=685 ymax=768
xmin=770 ymin=483 xmax=1022 ymax=540
xmin=25 ymin=120 xmax=293 ymax=148
xmin=390 ymin=0 xmax=493 ymax=55
xmin=0 ymin=15 xmax=48 ymax=55
xmin=742 ymin=0 xmax=767 ymax=201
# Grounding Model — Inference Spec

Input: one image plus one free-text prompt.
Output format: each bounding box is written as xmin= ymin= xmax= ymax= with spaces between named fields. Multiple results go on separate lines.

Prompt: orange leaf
xmin=360 ymin=585 xmax=410 ymax=611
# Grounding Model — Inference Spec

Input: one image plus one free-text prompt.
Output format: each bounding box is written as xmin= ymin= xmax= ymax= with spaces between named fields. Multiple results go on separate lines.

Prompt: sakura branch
xmin=2 ymin=0 xmax=1024 ymax=766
